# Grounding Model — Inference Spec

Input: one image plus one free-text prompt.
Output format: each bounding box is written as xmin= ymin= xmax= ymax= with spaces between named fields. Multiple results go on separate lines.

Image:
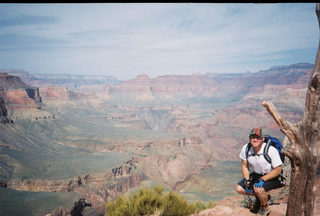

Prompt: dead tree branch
xmin=261 ymin=100 xmax=298 ymax=142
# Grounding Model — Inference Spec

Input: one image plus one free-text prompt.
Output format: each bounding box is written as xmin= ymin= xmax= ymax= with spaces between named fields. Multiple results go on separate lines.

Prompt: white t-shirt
xmin=239 ymin=142 xmax=283 ymax=175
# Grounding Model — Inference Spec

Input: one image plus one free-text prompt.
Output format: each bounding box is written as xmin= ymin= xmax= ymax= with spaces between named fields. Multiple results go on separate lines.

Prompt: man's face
xmin=249 ymin=135 xmax=264 ymax=148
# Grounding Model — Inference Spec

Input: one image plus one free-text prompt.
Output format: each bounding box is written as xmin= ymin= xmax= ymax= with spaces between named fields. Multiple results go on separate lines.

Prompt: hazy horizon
xmin=0 ymin=3 xmax=318 ymax=80
xmin=0 ymin=62 xmax=314 ymax=83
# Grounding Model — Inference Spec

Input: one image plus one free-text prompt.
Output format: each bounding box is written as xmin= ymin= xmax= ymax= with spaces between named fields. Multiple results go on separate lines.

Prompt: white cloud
xmin=0 ymin=3 xmax=318 ymax=80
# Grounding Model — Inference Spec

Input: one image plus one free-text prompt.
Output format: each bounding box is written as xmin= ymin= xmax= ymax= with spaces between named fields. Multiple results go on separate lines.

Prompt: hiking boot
xmin=249 ymin=196 xmax=261 ymax=213
xmin=257 ymin=204 xmax=271 ymax=216
xmin=267 ymin=194 xmax=272 ymax=204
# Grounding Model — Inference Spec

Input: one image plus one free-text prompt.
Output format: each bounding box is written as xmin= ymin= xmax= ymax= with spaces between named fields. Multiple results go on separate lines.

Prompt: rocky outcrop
xmin=5 ymin=174 xmax=90 ymax=192
xmin=0 ymin=95 xmax=12 ymax=123
xmin=0 ymin=72 xmax=42 ymax=114
xmin=104 ymin=173 xmax=148 ymax=201
xmin=46 ymin=172 xmax=148 ymax=216
xmin=112 ymin=157 xmax=138 ymax=177
xmin=40 ymin=86 xmax=70 ymax=98
xmin=111 ymin=74 xmax=152 ymax=93
xmin=39 ymin=86 xmax=73 ymax=103
xmin=0 ymin=72 xmax=41 ymax=105
xmin=0 ymin=72 xmax=32 ymax=88
xmin=71 ymin=172 xmax=148 ymax=215
xmin=3 ymin=88 xmax=41 ymax=108
xmin=178 ymin=136 xmax=202 ymax=146
xmin=192 ymin=186 xmax=289 ymax=216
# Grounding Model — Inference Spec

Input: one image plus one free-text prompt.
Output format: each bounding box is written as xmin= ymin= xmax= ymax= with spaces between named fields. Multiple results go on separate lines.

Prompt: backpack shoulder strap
xmin=245 ymin=143 xmax=251 ymax=159
xmin=263 ymin=139 xmax=272 ymax=164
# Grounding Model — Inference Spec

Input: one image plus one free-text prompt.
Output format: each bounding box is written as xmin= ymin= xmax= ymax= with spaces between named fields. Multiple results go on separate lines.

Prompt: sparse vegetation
xmin=240 ymin=196 xmax=254 ymax=209
xmin=105 ymin=185 xmax=214 ymax=216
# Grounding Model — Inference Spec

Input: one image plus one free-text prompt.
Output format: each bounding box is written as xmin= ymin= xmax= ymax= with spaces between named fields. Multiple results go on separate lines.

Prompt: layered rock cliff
xmin=0 ymin=72 xmax=41 ymax=113
xmin=110 ymin=73 xmax=219 ymax=100
xmin=100 ymin=63 xmax=313 ymax=106
xmin=38 ymin=86 xmax=77 ymax=104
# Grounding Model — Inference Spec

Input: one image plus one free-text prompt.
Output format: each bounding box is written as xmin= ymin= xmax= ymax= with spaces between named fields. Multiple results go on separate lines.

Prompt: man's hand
xmin=244 ymin=179 xmax=254 ymax=194
xmin=243 ymin=179 xmax=250 ymax=186
xmin=254 ymin=179 xmax=264 ymax=188
xmin=245 ymin=186 xmax=254 ymax=194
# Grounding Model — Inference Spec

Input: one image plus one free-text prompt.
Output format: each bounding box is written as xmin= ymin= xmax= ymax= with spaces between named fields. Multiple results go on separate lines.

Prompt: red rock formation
xmin=111 ymin=73 xmax=218 ymax=95
xmin=104 ymin=64 xmax=312 ymax=102
xmin=111 ymin=74 xmax=152 ymax=93
xmin=0 ymin=72 xmax=42 ymax=112
xmin=39 ymin=86 xmax=70 ymax=101
xmin=4 ymin=89 xmax=40 ymax=108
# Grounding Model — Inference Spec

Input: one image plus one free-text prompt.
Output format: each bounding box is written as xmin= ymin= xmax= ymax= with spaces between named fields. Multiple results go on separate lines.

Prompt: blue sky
xmin=0 ymin=3 xmax=318 ymax=80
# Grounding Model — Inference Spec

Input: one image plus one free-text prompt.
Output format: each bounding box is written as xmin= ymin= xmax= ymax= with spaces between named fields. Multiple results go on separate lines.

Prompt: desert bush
xmin=132 ymin=185 xmax=164 ymax=215
xmin=105 ymin=185 xmax=211 ymax=216
xmin=160 ymin=191 xmax=196 ymax=216
xmin=105 ymin=196 xmax=133 ymax=216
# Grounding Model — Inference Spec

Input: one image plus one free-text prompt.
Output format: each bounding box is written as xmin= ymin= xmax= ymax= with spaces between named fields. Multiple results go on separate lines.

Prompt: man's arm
xmin=261 ymin=165 xmax=282 ymax=181
xmin=241 ymin=159 xmax=250 ymax=180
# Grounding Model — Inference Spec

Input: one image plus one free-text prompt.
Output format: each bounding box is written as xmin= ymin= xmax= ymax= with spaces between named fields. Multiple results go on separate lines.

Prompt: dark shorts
xmin=238 ymin=173 xmax=283 ymax=192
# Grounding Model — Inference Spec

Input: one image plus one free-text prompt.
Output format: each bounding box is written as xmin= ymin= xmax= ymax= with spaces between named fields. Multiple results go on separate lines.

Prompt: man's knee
xmin=253 ymin=187 xmax=266 ymax=194
xmin=236 ymin=184 xmax=245 ymax=194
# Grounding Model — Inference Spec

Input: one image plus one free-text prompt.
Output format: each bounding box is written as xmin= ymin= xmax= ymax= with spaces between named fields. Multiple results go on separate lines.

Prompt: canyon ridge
xmin=0 ymin=63 xmax=315 ymax=215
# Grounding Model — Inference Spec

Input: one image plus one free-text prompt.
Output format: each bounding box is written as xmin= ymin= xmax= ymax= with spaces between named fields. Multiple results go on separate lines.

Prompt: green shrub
xmin=105 ymin=185 xmax=212 ymax=216
xmin=160 ymin=191 xmax=196 ymax=216
xmin=132 ymin=185 xmax=164 ymax=215
xmin=106 ymin=196 xmax=133 ymax=216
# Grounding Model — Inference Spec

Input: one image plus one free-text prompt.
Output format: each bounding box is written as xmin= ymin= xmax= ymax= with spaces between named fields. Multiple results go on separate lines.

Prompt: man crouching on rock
xmin=236 ymin=128 xmax=283 ymax=216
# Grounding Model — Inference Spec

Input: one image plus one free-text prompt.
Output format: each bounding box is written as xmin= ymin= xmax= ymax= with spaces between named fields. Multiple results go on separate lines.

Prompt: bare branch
xmin=283 ymin=145 xmax=303 ymax=162
xmin=282 ymin=149 xmax=295 ymax=161
xmin=261 ymin=100 xmax=300 ymax=153
xmin=262 ymin=100 xmax=297 ymax=133
xmin=261 ymin=100 xmax=282 ymax=125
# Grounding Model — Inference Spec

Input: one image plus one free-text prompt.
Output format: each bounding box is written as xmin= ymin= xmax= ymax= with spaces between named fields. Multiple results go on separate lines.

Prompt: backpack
xmin=245 ymin=135 xmax=285 ymax=166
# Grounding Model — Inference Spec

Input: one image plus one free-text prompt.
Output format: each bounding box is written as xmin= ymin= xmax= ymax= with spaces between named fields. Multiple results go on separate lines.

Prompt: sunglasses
xmin=249 ymin=135 xmax=263 ymax=139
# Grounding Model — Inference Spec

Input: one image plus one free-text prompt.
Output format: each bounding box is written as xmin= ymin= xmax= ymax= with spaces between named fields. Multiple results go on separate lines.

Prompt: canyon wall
xmin=0 ymin=73 xmax=43 ymax=122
